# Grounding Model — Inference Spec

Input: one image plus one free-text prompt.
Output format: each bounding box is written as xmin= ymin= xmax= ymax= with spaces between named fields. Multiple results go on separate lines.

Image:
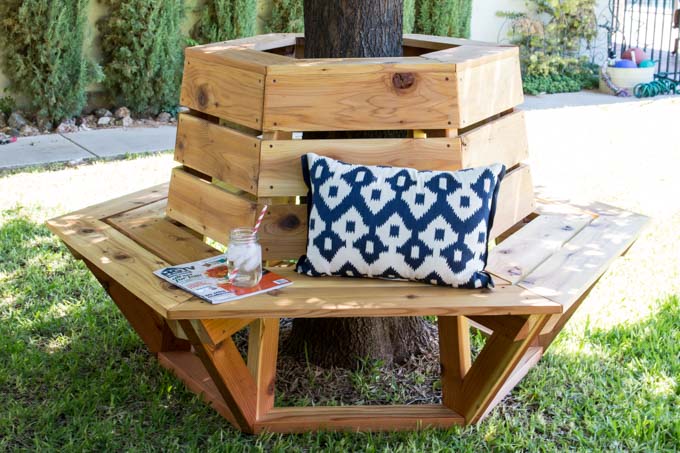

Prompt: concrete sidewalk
xmin=0 ymin=126 xmax=176 ymax=170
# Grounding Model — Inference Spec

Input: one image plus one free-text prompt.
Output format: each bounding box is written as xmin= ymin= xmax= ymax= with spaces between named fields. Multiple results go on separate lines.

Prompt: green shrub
xmin=403 ymin=0 xmax=416 ymax=34
xmin=266 ymin=0 xmax=304 ymax=33
xmin=0 ymin=0 xmax=98 ymax=123
xmin=192 ymin=0 xmax=257 ymax=44
xmin=523 ymin=70 xmax=598 ymax=95
xmin=415 ymin=0 xmax=472 ymax=38
xmin=0 ymin=94 xmax=15 ymax=117
xmin=499 ymin=0 xmax=598 ymax=94
xmin=98 ymin=0 xmax=184 ymax=115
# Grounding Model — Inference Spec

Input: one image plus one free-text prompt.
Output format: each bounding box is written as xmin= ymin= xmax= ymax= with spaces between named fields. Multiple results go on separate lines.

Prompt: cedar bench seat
xmin=47 ymin=183 xmax=648 ymax=434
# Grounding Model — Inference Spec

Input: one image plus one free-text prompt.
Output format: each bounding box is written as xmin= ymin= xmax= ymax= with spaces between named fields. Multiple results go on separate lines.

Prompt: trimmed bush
xmin=192 ymin=0 xmax=257 ymax=44
xmin=266 ymin=0 xmax=304 ymax=33
xmin=403 ymin=0 xmax=416 ymax=34
xmin=0 ymin=0 xmax=97 ymax=123
xmin=98 ymin=0 xmax=184 ymax=115
xmin=415 ymin=0 xmax=472 ymax=38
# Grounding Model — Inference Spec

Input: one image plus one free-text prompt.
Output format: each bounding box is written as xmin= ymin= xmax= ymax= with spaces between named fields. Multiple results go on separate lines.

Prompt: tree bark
xmin=285 ymin=0 xmax=433 ymax=369
xmin=303 ymin=0 xmax=403 ymax=58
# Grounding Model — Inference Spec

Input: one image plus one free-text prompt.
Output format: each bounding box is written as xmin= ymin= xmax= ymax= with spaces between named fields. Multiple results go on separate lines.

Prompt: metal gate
xmin=609 ymin=0 xmax=680 ymax=81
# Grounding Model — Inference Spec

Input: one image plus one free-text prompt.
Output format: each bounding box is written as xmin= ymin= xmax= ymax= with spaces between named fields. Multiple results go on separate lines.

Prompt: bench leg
xmin=439 ymin=313 xmax=550 ymax=424
xmin=180 ymin=320 xmax=258 ymax=433
xmin=438 ymin=316 xmax=471 ymax=410
xmin=85 ymin=260 xmax=190 ymax=354
xmin=247 ymin=318 xmax=280 ymax=419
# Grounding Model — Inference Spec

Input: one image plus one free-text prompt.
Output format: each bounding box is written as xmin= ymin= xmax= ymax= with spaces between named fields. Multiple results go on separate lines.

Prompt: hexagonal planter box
xmin=168 ymin=33 xmax=533 ymax=260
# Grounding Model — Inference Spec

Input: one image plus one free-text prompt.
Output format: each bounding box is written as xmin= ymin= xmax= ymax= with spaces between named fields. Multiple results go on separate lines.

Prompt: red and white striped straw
xmin=229 ymin=205 xmax=269 ymax=285
xmin=252 ymin=204 xmax=269 ymax=234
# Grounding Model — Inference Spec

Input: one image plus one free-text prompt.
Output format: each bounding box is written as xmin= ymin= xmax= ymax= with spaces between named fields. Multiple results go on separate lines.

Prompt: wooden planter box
xmin=168 ymin=33 xmax=533 ymax=256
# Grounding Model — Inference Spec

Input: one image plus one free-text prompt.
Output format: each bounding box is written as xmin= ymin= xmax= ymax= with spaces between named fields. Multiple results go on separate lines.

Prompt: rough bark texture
xmin=286 ymin=0 xmax=433 ymax=369
xmin=303 ymin=0 xmax=403 ymax=58
xmin=287 ymin=317 xmax=434 ymax=369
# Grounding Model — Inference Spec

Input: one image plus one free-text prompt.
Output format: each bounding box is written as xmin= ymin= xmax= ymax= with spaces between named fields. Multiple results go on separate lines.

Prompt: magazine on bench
xmin=154 ymin=254 xmax=293 ymax=304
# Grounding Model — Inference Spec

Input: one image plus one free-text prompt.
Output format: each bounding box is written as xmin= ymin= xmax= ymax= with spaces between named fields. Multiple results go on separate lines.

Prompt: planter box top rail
xmin=180 ymin=33 xmax=523 ymax=131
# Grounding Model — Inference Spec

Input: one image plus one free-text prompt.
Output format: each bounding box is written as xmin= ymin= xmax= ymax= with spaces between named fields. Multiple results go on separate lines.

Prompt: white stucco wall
xmin=470 ymin=0 xmax=526 ymax=44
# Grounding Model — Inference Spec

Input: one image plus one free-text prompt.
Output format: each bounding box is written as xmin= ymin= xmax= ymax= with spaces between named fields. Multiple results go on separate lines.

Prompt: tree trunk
xmin=285 ymin=0 xmax=433 ymax=369
xmin=303 ymin=0 xmax=403 ymax=58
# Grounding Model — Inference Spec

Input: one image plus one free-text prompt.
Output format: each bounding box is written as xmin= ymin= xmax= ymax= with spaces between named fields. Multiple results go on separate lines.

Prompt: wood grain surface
xmin=175 ymin=114 xmax=261 ymax=194
xmin=180 ymin=50 xmax=265 ymax=129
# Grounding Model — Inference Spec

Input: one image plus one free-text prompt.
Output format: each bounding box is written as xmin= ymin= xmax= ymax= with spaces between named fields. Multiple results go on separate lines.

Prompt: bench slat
xmin=257 ymin=110 xmax=528 ymax=197
xmin=489 ymin=164 xmax=535 ymax=239
xmin=487 ymin=212 xmax=593 ymax=284
xmin=71 ymin=183 xmax=169 ymax=220
xmin=166 ymin=168 xmax=308 ymax=259
xmin=175 ymin=114 xmax=260 ymax=194
xmin=459 ymin=111 xmax=528 ymax=170
xmin=46 ymin=215 xmax=196 ymax=318
xmin=259 ymin=136 xmax=461 ymax=197
xmin=518 ymin=207 xmax=648 ymax=310
xmin=107 ymin=199 xmax=219 ymax=264
xmin=167 ymin=270 xmax=561 ymax=320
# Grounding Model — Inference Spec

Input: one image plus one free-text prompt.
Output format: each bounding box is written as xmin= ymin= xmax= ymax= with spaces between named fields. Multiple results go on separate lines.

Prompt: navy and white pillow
xmin=296 ymin=154 xmax=506 ymax=289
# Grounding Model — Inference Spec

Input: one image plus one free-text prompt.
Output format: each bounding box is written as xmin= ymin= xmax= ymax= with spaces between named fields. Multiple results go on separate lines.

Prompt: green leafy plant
xmin=0 ymin=93 xmax=15 ymax=117
xmin=414 ymin=0 xmax=473 ymax=38
xmin=0 ymin=0 xmax=98 ymax=123
xmin=499 ymin=0 xmax=598 ymax=94
xmin=191 ymin=0 xmax=257 ymax=44
xmin=98 ymin=0 xmax=185 ymax=115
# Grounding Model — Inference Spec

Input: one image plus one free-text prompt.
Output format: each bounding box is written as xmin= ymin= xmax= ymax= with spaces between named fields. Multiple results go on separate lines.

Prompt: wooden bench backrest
xmin=166 ymin=35 xmax=535 ymax=260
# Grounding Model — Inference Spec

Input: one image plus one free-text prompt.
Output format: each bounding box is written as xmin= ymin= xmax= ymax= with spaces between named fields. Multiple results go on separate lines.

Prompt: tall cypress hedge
xmin=98 ymin=0 xmax=184 ymax=115
xmin=265 ymin=0 xmax=304 ymax=33
xmin=403 ymin=0 xmax=416 ymax=34
xmin=192 ymin=0 xmax=257 ymax=44
xmin=415 ymin=0 xmax=472 ymax=38
xmin=0 ymin=0 xmax=96 ymax=123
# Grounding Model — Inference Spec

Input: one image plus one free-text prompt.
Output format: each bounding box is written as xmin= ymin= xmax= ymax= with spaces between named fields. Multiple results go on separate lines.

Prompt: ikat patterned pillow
xmin=296 ymin=154 xmax=506 ymax=289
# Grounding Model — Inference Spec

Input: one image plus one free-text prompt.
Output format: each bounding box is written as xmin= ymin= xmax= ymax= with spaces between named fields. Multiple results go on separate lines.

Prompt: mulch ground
xmin=234 ymin=320 xmax=478 ymax=407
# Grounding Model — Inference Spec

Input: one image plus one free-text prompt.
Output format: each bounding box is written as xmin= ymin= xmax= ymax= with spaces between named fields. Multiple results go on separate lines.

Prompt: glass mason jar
xmin=226 ymin=228 xmax=262 ymax=287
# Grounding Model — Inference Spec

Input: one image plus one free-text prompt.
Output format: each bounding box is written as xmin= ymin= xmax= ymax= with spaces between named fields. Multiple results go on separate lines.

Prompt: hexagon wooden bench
xmin=47 ymin=34 xmax=648 ymax=433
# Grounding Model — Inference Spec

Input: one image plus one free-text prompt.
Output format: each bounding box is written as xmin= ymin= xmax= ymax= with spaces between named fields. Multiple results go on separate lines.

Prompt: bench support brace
xmin=85 ymin=261 xmax=190 ymax=354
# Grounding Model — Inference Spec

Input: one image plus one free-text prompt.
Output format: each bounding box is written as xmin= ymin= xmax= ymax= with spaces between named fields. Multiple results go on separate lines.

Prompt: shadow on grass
xmin=1 ymin=208 xmax=677 ymax=451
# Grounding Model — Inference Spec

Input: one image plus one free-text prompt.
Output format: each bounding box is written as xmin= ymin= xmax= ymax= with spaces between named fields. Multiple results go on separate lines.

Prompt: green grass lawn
xmin=1 ymin=155 xmax=679 ymax=451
